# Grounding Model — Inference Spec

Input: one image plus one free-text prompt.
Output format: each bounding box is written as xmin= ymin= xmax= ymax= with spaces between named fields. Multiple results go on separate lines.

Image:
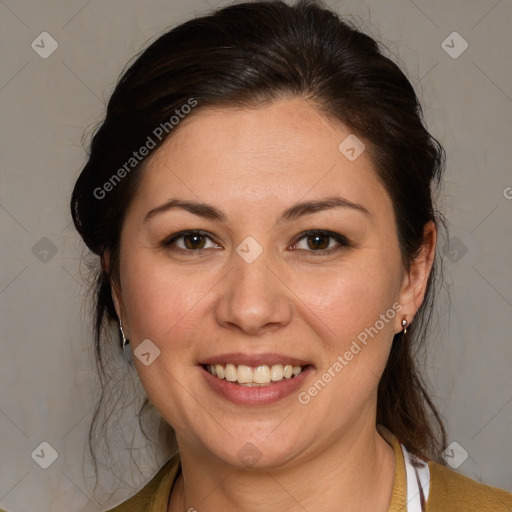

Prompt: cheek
xmin=298 ymin=255 xmax=401 ymax=346
xmin=117 ymin=251 xmax=216 ymax=432
xmin=294 ymin=260 xmax=401 ymax=414
xmin=119 ymin=250 xmax=211 ymax=347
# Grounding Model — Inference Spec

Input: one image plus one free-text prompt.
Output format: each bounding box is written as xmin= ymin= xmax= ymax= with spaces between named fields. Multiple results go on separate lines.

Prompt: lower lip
xmin=200 ymin=365 xmax=314 ymax=405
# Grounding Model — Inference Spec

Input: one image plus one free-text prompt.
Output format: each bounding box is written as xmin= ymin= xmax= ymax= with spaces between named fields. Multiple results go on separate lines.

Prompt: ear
xmin=396 ymin=220 xmax=437 ymax=330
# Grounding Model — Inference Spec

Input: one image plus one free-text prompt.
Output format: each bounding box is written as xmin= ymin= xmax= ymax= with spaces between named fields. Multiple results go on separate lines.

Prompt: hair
xmin=70 ymin=0 xmax=447 ymax=488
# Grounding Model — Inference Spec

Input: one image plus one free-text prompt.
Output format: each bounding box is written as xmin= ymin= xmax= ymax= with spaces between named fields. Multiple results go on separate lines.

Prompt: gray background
xmin=1 ymin=0 xmax=511 ymax=510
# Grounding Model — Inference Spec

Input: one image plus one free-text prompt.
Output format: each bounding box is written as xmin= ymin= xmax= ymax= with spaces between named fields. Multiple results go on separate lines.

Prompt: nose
xmin=214 ymin=249 xmax=293 ymax=336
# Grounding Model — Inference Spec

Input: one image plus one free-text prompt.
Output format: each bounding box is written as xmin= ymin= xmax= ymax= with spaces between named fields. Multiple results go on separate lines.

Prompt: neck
xmin=169 ymin=423 xmax=395 ymax=512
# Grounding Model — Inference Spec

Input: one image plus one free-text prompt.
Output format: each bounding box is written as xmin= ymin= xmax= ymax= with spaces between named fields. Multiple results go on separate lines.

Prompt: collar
xmin=379 ymin=425 xmax=430 ymax=512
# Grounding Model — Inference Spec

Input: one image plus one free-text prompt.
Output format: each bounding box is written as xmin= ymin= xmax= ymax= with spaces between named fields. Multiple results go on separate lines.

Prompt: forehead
xmin=131 ymin=98 xmax=392 ymax=219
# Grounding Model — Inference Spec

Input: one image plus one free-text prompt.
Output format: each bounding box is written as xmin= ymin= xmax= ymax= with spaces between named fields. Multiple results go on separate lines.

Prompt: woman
xmin=70 ymin=1 xmax=512 ymax=511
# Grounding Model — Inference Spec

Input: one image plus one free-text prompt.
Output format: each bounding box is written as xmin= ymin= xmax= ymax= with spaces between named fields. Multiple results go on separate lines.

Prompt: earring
xmin=119 ymin=320 xmax=129 ymax=347
xmin=401 ymin=317 xmax=408 ymax=335
xmin=119 ymin=320 xmax=134 ymax=365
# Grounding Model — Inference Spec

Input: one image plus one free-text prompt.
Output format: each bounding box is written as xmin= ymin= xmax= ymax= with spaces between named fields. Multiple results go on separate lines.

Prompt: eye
xmin=161 ymin=230 xmax=221 ymax=251
xmin=291 ymin=230 xmax=350 ymax=253
xmin=161 ymin=229 xmax=350 ymax=254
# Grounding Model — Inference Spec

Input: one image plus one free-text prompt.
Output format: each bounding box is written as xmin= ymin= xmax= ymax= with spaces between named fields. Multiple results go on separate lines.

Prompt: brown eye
xmin=306 ymin=233 xmax=330 ymax=250
xmin=292 ymin=230 xmax=350 ymax=253
xmin=183 ymin=233 xmax=207 ymax=250
xmin=162 ymin=231 xmax=219 ymax=251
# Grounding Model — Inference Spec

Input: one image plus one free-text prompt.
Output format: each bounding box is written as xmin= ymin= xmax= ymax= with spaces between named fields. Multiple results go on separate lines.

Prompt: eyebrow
xmin=143 ymin=196 xmax=371 ymax=224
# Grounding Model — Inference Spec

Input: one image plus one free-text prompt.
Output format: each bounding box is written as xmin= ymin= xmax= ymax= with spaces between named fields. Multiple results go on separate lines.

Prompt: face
xmin=111 ymin=97 xmax=431 ymax=469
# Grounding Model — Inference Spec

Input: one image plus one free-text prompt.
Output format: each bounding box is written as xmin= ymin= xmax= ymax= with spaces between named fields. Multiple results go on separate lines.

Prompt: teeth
xmin=237 ymin=365 xmax=253 ymax=384
xmin=225 ymin=363 xmax=237 ymax=382
xmin=270 ymin=365 xmax=283 ymax=381
xmin=206 ymin=363 xmax=304 ymax=385
xmin=253 ymin=365 xmax=271 ymax=384
xmin=215 ymin=364 xmax=224 ymax=379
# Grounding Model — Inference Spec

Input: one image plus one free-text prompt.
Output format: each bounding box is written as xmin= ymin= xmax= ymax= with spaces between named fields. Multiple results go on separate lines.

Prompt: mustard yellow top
xmin=100 ymin=429 xmax=512 ymax=512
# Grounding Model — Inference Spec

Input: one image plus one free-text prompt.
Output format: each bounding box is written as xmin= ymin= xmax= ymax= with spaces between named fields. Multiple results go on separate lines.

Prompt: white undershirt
xmin=401 ymin=443 xmax=430 ymax=512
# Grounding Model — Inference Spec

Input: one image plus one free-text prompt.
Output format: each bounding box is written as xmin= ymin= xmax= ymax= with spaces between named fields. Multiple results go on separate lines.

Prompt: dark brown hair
xmin=71 ymin=0 xmax=447 ymax=486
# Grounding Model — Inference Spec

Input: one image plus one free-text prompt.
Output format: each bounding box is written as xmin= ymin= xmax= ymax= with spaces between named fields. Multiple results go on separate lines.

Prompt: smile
xmin=205 ymin=363 xmax=304 ymax=386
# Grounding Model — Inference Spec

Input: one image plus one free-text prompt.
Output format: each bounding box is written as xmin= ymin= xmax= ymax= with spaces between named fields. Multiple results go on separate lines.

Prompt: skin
xmin=109 ymin=97 xmax=436 ymax=512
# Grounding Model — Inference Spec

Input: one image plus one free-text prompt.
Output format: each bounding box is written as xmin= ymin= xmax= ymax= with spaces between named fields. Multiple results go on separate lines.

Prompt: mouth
xmin=202 ymin=363 xmax=309 ymax=387
xmin=198 ymin=353 xmax=314 ymax=405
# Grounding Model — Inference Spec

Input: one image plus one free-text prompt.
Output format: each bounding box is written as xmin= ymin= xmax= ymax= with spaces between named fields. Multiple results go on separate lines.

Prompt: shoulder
xmin=427 ymin=460 xmax=512 ymax=512
xmin=105 ymin=454 xmax=181 ymax=512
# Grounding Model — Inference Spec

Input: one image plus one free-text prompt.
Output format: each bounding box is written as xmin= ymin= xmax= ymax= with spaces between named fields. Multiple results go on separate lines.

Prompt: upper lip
xmin=200 ymin=352 xmax=313 ymax=368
